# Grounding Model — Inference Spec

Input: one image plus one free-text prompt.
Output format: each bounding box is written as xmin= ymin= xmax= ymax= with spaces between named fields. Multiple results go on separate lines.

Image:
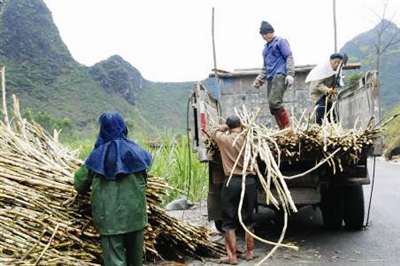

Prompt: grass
xmin=148 ymin=131 xmax=209 ymax=202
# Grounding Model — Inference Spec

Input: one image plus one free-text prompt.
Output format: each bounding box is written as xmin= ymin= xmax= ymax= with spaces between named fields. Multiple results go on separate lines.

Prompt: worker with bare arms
xmin=211 ymin=115 xmax=257 ymax=264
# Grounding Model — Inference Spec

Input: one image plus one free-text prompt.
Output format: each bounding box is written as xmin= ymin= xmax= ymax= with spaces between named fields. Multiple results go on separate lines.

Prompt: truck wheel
xmin=343 ymin=185 xmax=364 ymax=230
xmin=320 ymin=187 xmax=344 ymax=229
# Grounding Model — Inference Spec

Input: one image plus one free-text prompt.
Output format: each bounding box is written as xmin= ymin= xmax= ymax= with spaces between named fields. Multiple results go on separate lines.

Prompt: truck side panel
xmin=337 ymin=70 xmax=383 ymax=155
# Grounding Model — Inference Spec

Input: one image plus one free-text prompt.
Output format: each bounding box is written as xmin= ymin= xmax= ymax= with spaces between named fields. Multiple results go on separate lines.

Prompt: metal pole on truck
xmin=333 ymin=0 xmax=338 ymax=52
xmin=211 ymin=7 xmax=219 ymax=100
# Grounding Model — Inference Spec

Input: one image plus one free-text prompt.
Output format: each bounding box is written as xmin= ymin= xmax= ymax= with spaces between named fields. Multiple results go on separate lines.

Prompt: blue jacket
xmin=262 ymin=36 xmax=293 ymax=79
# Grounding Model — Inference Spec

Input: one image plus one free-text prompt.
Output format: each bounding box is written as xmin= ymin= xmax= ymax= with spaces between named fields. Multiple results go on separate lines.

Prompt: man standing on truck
xmin=211 ymin=115 xmax=258 ymax=264
xmin=305 ymin=53 xmax=344 ymax=125
xmin=253 ymin=20 xmax=295 ymax=132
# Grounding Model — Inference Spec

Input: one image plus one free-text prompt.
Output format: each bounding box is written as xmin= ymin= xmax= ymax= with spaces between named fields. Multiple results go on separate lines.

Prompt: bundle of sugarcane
xmin=0 ymin=94 xmax=224 ymax=264
xmin=276 ymin=117 xmax=381 ymax=168
xmin=144 ymin=177 xmax=225 ymax=262
xmin=0 ymin=96 xmax=97 ymax=265
xmin=205 ymin=107 xmax=383 ymax=174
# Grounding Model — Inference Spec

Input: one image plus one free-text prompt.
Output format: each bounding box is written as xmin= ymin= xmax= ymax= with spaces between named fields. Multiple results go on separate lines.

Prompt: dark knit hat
xmin=330 ymin=53 xmax=343 ymax=60
xmin=226 ymin=115 xmax=241 ymax=129
xmin=259 ymin=21 xmax=274 ymax=34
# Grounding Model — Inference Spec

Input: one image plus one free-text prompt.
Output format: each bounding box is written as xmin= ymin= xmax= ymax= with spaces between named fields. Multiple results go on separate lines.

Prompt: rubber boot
xmin=274 ymin=113 xmax=283 ymax=129
xmin=275 ymin=108 xmax=294 ymax=136
xmin=245 ymin=227 xmax=255 ymax=261
xmin=219 ymin=230 xmax=238 ymax=265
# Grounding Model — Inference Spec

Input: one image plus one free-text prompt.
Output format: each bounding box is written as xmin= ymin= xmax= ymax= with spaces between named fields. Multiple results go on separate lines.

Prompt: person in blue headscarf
xmin=74 ymin=111 xmax=152 ymax=266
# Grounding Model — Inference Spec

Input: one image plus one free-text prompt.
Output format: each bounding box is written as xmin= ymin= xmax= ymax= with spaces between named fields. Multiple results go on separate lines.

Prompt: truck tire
xmin=320 ymin=187 xmax=344 ymax=229
xmin=343 ymin=185 xmax=365 ymax=230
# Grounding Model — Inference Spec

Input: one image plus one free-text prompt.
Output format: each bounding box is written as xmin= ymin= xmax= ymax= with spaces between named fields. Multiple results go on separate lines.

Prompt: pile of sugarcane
xmin=206 ymin=107 xmax=382 ymax=174
xmin=204 ymin=106 xmax=384 ymax=266
xmin=0 ymin=93 xmax=224 ymax=264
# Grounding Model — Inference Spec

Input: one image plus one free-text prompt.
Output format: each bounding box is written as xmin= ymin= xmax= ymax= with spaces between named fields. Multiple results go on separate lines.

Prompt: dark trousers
xmin=316 ymin=96 xmax=336 ymax=125
xmin=101 ymin=229 xmax=144 ymax=266
xmin=221 ymin=175 xmax=257 ymax=232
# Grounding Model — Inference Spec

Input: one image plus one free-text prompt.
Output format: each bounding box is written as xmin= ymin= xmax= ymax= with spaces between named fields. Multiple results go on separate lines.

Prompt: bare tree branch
xmin=370 ymin=1 xmax=400 ymax=71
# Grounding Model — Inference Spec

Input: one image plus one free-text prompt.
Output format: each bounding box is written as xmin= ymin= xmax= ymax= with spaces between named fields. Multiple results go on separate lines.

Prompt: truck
xmin=188 ymin=63 xmax=383 ymax=231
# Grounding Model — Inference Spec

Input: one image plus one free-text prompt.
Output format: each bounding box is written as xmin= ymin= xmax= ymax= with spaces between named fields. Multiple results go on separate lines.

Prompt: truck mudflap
xmin=207 ymin=161 xmax=224 ymax=221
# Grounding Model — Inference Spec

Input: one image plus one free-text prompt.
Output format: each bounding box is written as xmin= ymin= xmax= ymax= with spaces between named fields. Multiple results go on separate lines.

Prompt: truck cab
xmin=189 ymin=64 xmax=382 ymax=230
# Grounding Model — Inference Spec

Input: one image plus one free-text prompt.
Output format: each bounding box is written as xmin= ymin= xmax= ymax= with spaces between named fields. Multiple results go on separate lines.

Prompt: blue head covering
xmin=84 ymin=112 xmax=152 ymax=180
xmin=330 ymin=53 xmax=343 ymax=60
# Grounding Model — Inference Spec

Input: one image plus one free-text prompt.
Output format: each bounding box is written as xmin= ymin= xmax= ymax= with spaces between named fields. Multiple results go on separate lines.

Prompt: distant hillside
xmin=340 ymin=19 xmax=400 ymax=110
xmin=0 ymin=0 xmax=398 ymax=139
xmin=0 ymin=0 xmax=192 ymax=138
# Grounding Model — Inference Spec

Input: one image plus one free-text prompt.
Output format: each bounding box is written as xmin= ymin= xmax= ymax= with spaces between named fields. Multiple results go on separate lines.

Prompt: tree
xmin=370 ymin=1 xmax=400 ymax=72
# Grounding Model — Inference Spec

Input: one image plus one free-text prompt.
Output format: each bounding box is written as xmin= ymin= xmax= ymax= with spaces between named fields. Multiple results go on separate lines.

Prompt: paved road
xmin=151 ymin=158 xmax=400 ymax=266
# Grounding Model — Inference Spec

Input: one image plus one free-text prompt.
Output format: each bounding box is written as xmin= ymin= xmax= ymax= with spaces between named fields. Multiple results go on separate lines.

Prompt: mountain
xmin=340 ymin=19 xmax=400 ymax=110
xmin=0 ymin=0 xmax=398 ymax=140
xmin=0 ymin=0 xmax=195 ymax=139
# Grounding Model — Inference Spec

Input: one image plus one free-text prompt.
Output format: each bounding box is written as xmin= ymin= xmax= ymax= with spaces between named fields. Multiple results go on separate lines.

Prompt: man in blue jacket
xmin=253 ymin=21 xmax=295 ymax=132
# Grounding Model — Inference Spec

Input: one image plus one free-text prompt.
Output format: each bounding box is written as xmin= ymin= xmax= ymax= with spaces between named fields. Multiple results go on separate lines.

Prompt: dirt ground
xmin=151 ymin=200 xmax=306 ymax=266
xmin=158 ymin=201 xmax=270 ymax=266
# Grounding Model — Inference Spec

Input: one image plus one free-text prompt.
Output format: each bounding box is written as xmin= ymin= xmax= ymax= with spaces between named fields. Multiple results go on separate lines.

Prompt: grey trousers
xmin=267 ymin=74 xmax=287 ymax=113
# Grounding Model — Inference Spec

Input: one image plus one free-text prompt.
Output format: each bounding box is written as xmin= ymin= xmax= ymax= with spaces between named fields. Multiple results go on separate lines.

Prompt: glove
xmin=328 ymin=88 xmax=337 ymax=95
xmin=252 ymin=79 xmax=262 ymax=89
xmin=285 ymin=75 xmax=294 ymax=87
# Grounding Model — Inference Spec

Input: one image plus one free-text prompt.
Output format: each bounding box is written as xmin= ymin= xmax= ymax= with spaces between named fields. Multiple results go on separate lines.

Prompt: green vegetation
xmin=135 ymin=80 xmax=195 ymax=135
xmin=341 ymin=19 xmax=400 ymax=110
xmin=148 ymin=131 xmax=209 ymax=202
xmin=381 ymin=104 xmax=400 ymax=159
xmin=345 ymin=73 xmax=364 ymax=87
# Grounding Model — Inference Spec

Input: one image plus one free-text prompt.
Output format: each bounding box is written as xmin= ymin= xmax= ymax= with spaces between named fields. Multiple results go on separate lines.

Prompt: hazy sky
xmin=42 ymin=0 xmax=400 ymax=82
